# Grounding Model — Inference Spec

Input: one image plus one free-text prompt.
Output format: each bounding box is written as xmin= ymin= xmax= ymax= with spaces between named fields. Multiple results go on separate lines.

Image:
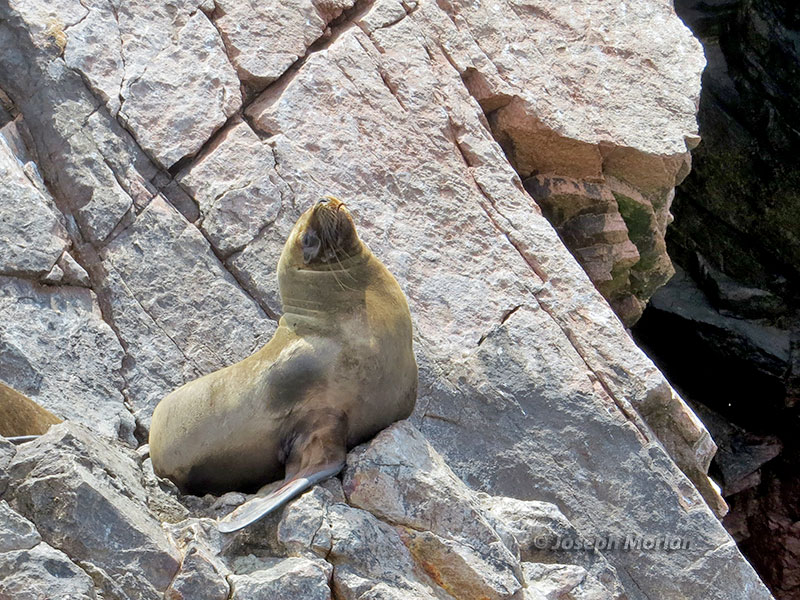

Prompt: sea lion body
xmin=149 ymin=198 xmax=417 ymax=496
xmin=0 ymin=381 xmax=62 ymax=437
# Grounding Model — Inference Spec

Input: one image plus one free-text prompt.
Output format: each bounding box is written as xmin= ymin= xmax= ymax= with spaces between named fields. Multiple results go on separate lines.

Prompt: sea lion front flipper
xmin=216 ymin=462 xmax=344 ymax=533
xmin=217 ymin=408 xmax=348 ymax=533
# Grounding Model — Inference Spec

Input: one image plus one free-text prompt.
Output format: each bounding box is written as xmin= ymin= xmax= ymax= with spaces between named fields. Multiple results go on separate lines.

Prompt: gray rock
xmin=64 ymin=1 xmax=124 ymax=116
xmin=41 ymin=250 xmax=92 ymax=287
xmin=0 ymin=276 xmax=134 ymax=444
xmin=140 ymin=457 xmax=190 ymax=524
xmin=277 ymin=481 xmax=448 ymax=600
xmin=345 ymin=422 xmax=523 ymax=599
xmin=400 ymin=529 xmax=522 ymax=600
xmin=0 ymin=436 xmax=16 ymax=496
xmin=164 ymin=516 xmax=231 ymax=569
xmin=229 ymin=556 xmax=332 ymax=600
xmin=101 ymin=196 xmax=274 ymax=372
xmin=41 ymin=261 xmax=64 ymax=284
xmin=524 ymin=563 xmax=609 ymax=600
xmin=690 ymin=402 xmax=782 ymax=496
xmin=166 ymin=545 xmax=230 ymax=600
xmin=0 ymin=126 xmax=69 ymax=279
xmin=0 ymin=499 xmax=40 ymax=551
xmin=80 ymin=107 xmax=160 ymax=202
xmin=55 ymin=251 xmax=91 ymax=287
xmin=0 ymin=542 xmax=96 ymax=600
xmin=648 ymin=266 xmax=791 ymax=376
xmin=693 ymin=253 xmax=786 ymax=318
xmin=327 ymin=503 xmax=449 ymax=600
xmin=6 ymin=422 xmax=180 ymax=600
xmin=277 ymin=484 xmax=339 ymax=558
xmin=92 ymin=261 xmax=200 ymax=431
xmin=0 ymin=0 xmax=777 ymax=598
xmin=480 ymin=495 xmax=624 ymax=599
xmin=213 ymin=0 xmax=356 ymax=86
xmin=52 ymin=130 xmax=135 ymax=245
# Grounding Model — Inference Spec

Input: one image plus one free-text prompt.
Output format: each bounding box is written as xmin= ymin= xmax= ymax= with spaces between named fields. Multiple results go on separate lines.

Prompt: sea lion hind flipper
xmin=216 ymin=407 xmax=348 ymax=533
xmin=216 ymin=462 xmax=344 ymax=533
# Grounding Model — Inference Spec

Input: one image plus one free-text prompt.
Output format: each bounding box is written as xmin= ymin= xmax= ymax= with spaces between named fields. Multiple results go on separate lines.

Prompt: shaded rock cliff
xmin=0 ymin=0 xmax=774 ymax=598
xmin=633 ymin=1 xmax=800 ymax=597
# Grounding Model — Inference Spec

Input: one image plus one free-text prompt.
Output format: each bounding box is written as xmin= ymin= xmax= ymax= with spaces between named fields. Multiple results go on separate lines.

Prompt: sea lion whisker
xmin=330 ymin=248 xmax=360 ymax=285
xmin=329 ymin=266 xmax=347 ymax=291
xmin=328 ymin=264 xmax=358 ymax=292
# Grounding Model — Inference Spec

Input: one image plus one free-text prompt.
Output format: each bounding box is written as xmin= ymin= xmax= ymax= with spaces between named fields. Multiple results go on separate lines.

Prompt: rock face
xmin=451 ymin=0 xmax=705 ymax=325
xmin=0 ymin=421 xmax=637 ymax=600
xmin=6 ymin=424 xmax=181 ymax=599
xmin=0 ymin=0 xmax=774 ymax=598
xmin=634 ymin=1 xmax=800 ymax=597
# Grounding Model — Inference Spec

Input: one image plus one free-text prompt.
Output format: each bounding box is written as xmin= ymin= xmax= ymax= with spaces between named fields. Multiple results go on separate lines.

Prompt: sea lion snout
xmin=301 ymin=196 xmax=359 ymax=265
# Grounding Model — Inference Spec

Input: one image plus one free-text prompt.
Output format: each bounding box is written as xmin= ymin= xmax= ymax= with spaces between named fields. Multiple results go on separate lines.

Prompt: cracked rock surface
xmin=3 ymin=421 xmax=632 ymax=600
xmin=0 ymin=0 xmax=774 ymax=598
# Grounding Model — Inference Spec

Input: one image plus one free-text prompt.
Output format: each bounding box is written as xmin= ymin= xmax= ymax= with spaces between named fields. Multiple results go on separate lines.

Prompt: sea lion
xmin=0 ymin=381 xmax=62 ymax=442
xmin=149 ymin=196 xmax=417 ymax=532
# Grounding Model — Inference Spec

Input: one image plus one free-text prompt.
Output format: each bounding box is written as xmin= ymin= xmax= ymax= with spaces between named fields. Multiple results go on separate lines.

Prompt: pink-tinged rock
xmin=118 ymin=11 xmax=241 ymax=168
xmin=345 ymin=422 xmax=523 ymax=600
xmin=213 ymin=0 xmax=356 ymax=87
xmin=177 ymin=119 xmax=286 ymax=257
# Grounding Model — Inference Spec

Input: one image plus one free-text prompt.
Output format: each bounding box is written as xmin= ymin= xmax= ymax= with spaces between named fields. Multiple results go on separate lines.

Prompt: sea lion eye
xmin=302 ymin=229 xmax=321 ymax=263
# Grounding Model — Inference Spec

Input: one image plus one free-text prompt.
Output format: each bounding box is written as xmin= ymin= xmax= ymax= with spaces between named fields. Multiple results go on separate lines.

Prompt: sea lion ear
xmin=302 ymin=229 xmax=321 ymax=263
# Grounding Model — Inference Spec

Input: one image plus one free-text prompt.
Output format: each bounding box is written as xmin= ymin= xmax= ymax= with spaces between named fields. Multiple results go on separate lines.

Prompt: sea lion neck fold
xmin=278 ymin=250 xmax=372 ymax=318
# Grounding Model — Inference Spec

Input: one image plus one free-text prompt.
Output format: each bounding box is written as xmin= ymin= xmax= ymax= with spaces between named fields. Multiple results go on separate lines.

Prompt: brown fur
xmin=149 ymin=196 xmax=418 ymax=496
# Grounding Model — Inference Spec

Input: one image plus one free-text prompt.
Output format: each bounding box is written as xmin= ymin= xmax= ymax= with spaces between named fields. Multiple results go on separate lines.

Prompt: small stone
xmin=0 ymin=500 xmax=40 ymax=551
xmin=229 ymin=556 xmax=333 ymax=600
xmin=0 ymin=542 xmax=96 ymax=600
xmin=56 ymin=252 xmax=91 ymax=287
xmin=41 ymin=261 xmax=64 ymax=283
xmin=166 ymin=545 xmax=230 ymax=600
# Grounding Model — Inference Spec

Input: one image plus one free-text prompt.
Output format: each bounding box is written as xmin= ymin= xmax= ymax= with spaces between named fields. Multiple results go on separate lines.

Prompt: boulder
xmin=5 ymin=423 xmax=181 ymax=600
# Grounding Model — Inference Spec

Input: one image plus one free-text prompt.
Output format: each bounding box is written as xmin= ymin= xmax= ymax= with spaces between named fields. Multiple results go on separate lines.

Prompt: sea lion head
xmin=282 ymin=196 xmax=363 ymax=270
